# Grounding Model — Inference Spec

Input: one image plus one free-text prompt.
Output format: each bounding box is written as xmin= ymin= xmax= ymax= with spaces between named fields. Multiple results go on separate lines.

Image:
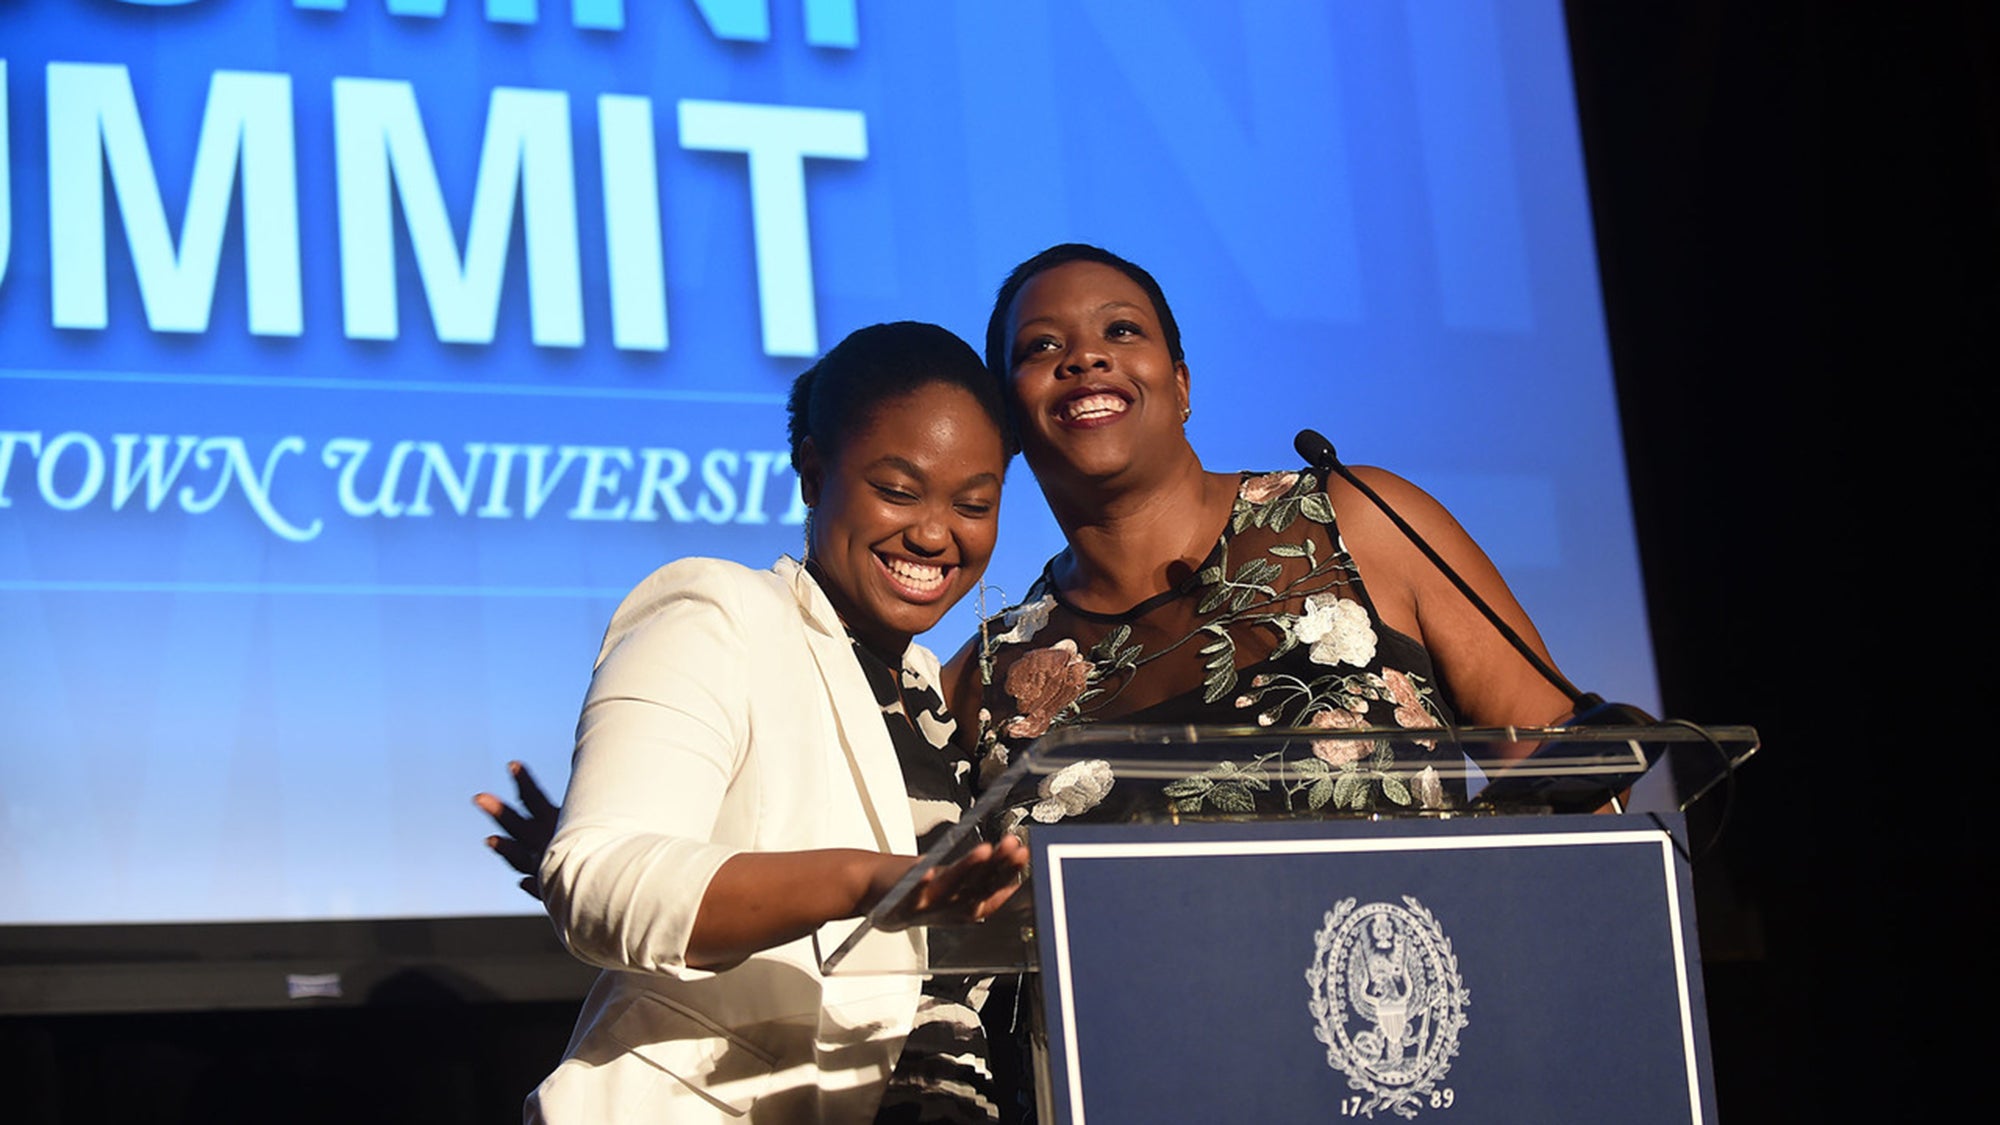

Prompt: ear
xmin=797 ymin=436 xmax=823 ymax=507
xmin=1175 ymin=361 xmax=1191 ymax=414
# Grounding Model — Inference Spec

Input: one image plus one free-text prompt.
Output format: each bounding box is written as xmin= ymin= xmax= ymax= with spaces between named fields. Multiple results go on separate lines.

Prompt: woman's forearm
xmin=685 ymin=848 xmax=913 ymax=970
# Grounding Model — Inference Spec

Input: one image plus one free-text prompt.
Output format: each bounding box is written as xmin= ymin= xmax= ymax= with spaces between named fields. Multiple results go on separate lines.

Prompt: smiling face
xmin=799 ymin=381 xmax=1008 ymax=656
xmin=1002 ymin=260 xmax=1190 ymax=484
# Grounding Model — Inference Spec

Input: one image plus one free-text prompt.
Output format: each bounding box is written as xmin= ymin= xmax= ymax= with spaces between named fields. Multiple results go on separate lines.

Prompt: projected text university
xmin=0 ymin=431 xmax=804 ymax=542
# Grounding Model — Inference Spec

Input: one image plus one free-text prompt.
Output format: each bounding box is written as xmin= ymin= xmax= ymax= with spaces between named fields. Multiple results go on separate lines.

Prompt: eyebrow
xmin=1014 ymin=299 xmax=1147 ymax=331
xmin=870 ymin=456 xmax=1001 ymax=491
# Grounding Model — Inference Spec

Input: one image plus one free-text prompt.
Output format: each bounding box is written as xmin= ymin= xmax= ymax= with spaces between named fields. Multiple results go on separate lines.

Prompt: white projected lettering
xmin=679 ymin=99 xmax=867 ymax=358
xmin=0 ymin=430 xmax=322 ymax=540
xmin=111 ymin=434 xmax=202 ymax=511
xmin=598 ymin=95 xmax=668 ymax=352
xmin=407 ymin=442 xmax=490 ymax=517
xmin=266 ymin=1 xmax=857 ymax=44
xmin=334 ymin=80 xmax=584 ymax=347
xmin=322 ymin=436 xmax=416 ymax=517
xmin=632 ymin=448 xmax=694 ymax=521
xmin=469 ymin=443 xmax=558 ymax=518
xmin=0 ymin=430 xmax=798 ymax=536
xmin=36 ymin=432 xmax=103 ymax=511
xmin=280 ymin=0 xmax=851 ymax=40
xmin=175 ymin=437 xmax=316 ymax=541
xmin=19 ymin=64 xmax=867 ymax=357
xmin=735 ymin=449 xmax=782 ymax=524
xmin=47 ymin=64 xmax=302 ymax=335
xmin=568 ymin=446 xmax=636 ymax=520
xmin=0 ymin=433 xmax=37 ymax=508
xmin=694 ymin=448 xmax=741 ymax=524
xmin=687 ymin=0 xmax=859 ymax=47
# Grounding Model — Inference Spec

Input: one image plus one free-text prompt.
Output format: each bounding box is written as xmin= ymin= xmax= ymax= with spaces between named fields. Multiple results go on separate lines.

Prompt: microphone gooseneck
xmin=1291 ymin=428 xmax=1650 ymax=725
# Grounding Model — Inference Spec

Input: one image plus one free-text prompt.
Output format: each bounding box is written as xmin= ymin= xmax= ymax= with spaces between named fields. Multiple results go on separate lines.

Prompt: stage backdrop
xmin=0 ymin=0 xmax=1655 ymax=924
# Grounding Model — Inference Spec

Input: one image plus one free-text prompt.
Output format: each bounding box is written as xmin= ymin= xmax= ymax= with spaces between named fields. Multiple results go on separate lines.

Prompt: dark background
xmin=1571 ymin=1 xmax=1990 ymax=1118
xmin=4 ymin=2 xmax=1992 ymax=1120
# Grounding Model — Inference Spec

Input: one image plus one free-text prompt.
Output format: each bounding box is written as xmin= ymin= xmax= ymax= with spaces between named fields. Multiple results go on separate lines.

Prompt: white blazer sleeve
xmin=538 ymin=562 xmax=756 ymax=977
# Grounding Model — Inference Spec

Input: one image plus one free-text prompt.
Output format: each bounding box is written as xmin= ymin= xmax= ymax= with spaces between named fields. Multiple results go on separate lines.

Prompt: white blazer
xmin=528 ymin=557 xmax=927 ymax=1124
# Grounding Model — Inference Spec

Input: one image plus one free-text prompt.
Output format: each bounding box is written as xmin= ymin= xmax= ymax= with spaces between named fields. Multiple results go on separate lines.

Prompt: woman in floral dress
xmin=945 ymin=243 xmax=1578 ymax=823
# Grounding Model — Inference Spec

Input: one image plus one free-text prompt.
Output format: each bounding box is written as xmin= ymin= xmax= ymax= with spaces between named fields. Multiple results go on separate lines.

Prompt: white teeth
xmin=883 ymin=557 xmax=946 ymax=591
xmin=1060 ymin=393 xmax=1127 ymax=422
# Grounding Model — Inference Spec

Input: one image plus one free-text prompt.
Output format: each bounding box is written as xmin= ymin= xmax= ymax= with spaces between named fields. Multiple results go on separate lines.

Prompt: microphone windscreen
xmin=1294 ymin=429 xmax=1337 ymax=469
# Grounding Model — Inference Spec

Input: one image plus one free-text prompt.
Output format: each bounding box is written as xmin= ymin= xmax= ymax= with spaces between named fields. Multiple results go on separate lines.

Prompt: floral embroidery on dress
xmin=1410 ymin=765 xmax=1448 ymax=810
xmin=978 ymin=467 xmax=1465 ymax=823
xmin=1239 ymin=470 xmax=1299 ymax=505
xmin=1000 ymin=639 xmax=1092 ymax=739
xmin=990 ymin=594 xmax=1055 ymax=647
xmin=1307 ymin=707 xmax=1375 ymax=765
xmin=1030 ymin=760 xmax=1115 ymax=824
xmin=1384 ymin=667 xmax=1444 ymax=750
xmin=1294 ymin=594 xmax=1378 ymax=668
xmin=974 ymin=708 xmax=1010 ymax=791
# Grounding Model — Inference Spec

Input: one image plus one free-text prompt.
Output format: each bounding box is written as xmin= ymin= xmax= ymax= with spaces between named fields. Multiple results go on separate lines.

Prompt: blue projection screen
xmin=0 ymin=0 xmax=1655 ymax=925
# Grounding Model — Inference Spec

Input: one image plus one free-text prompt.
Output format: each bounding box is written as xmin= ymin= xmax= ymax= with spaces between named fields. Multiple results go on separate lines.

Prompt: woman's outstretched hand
xmin=877 ymin=835 xmax=1029 ymax=931
xmin=473 ymin=760 xmax=558 ymax=901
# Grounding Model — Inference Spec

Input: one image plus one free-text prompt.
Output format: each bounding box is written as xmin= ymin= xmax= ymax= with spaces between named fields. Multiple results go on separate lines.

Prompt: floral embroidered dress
xmin=977 ymin=467 xmax=1461 ymax=824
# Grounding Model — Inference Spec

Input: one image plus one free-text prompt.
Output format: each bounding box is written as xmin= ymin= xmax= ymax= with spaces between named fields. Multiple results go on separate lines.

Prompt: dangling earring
xmin=976 ymin=576 xmax=995 ymax=687
xmin=801 ymin=508 xmax=815 ymax=561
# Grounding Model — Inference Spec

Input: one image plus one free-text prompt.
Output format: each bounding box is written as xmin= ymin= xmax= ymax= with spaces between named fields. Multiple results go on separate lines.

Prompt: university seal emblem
xmin=1307 ymin=896 xmax=1469 ymax=1119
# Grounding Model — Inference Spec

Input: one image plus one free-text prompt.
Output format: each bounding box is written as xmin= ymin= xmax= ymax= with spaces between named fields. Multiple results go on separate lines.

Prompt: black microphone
xmin=1291 ymin=428 xmax=1653 ymax=727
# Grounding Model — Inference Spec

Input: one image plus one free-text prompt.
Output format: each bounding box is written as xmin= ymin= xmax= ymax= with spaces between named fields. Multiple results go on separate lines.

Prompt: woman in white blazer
xmin=526 ymin=323 xmax=1027 ymax=1124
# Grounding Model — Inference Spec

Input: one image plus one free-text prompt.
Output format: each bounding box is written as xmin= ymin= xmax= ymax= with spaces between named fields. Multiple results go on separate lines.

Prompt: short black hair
xmin=983 ymin=243 xmax=1186 ymax=379
xmin=786 ymin=321 xmax=1015 ymax=472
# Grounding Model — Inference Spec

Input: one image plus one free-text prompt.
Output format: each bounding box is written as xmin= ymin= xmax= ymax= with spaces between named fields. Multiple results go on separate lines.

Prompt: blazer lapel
xmin=781 ymin=559 xmax=919 ymax=856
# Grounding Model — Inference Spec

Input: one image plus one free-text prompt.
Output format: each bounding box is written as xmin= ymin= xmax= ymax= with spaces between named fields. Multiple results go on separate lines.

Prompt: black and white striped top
xmin=846 ymin=636 xmax=1009 ymax=1125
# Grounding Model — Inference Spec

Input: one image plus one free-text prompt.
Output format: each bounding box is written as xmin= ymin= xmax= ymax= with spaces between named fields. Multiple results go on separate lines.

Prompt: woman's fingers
xmin=484 ymin=831 xmax=540 ymax=877
xmin=475 ymin=783 xmax=552 ymax=902
xmin=475 ymin=764 xmax=557 ymax=903
xmin=914 ymin=838 xmax=1028 ymax=919
xmin=509 ymin=761 xmax=560 ymax=828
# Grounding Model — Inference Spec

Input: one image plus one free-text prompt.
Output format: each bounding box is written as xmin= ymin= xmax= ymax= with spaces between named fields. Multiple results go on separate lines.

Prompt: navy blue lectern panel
xmin=1031 ymin=815 xmax=1715 ymax=1124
